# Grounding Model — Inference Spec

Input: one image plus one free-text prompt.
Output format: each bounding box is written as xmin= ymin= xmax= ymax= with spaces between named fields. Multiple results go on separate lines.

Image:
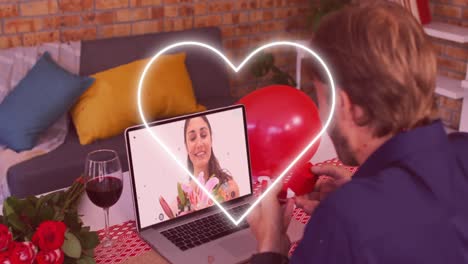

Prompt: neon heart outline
xmin=137 ymin=41 xmax=336 ymax=225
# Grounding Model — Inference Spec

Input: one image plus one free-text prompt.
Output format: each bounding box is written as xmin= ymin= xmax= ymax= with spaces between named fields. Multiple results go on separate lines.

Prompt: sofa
xmin=7 ymin=27 xmax=235 ymax=198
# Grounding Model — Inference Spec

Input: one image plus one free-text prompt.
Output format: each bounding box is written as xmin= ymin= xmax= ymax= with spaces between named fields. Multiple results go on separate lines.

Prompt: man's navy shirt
xmin=288 ymin=121 xmax=468 ymax=263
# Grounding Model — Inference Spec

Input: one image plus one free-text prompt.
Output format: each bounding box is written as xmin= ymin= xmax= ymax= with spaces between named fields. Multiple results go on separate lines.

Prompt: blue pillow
xmin=0 ymin=52 xmax=94 ymax=151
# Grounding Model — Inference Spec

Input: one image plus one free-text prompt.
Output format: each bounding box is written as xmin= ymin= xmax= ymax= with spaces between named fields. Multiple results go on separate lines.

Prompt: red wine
xmin=86 ymin=176 xmax=123 ymax=208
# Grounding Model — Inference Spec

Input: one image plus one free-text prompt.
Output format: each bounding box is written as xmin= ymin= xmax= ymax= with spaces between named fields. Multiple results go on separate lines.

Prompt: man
xmin=247 ymin=1 xmax=468 ymax=263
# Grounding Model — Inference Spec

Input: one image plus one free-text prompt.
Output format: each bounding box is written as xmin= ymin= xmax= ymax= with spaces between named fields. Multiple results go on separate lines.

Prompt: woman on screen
xmin=177 ymin=115 xmax=240 ymax=213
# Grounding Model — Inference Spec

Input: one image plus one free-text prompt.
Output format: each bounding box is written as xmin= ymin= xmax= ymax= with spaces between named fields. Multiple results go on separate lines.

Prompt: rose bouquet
xmin=176 ymin=172 xmax=227 ymax=213
xmin=158 ymin=173 xmax=237 ymax=219
xmin=0 ymin=177 xmax=99 ymax=264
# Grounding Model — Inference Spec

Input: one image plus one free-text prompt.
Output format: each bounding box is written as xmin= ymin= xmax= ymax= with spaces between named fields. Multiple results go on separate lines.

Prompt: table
xmin=90 ymin=186 xmax=311 ymax=264
xmin=87 ymin=158 xmax=356 ymax=264
xmin=0 ymin=155 xmax=350 ymax=263
xmin=80 ymin=131 xmax=338 ymax=231
xmin=78 ymin=171 xmax=153 ymax=263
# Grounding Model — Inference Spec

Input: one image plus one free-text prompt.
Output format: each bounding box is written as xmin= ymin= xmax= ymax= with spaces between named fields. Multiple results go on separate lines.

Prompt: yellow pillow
xmin=71 ymin=53 xmax=206 ymax=145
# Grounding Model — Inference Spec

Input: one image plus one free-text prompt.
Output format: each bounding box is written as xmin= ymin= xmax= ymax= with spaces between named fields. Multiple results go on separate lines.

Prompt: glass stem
xmin=104 ymin=207 xmax=110 ymax=241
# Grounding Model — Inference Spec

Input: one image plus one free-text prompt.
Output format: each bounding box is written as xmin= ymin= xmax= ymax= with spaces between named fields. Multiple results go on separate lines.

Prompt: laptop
xmin=125 ymin=104 xmax=304 ymax=263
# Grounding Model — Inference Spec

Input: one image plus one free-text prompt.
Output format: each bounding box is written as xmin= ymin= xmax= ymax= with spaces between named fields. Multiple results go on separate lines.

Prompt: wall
xmin=0 ymin=0 xmax=310 ymax=99
xmin=430 ymin=0 xmax=468 ymax=130
xmin=1 ymin=0 xmax=466 ymax=129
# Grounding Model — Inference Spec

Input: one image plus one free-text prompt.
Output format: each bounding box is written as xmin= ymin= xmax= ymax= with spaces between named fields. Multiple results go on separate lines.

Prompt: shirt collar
xmin=353 ymin=120 xmax=448 ymax=179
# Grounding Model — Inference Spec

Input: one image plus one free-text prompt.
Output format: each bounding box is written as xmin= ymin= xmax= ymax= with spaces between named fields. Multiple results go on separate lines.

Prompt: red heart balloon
xmin=281 ymin=162 xmax=318 ymax=199
xmin=238 ymin=85 xmax=322 ymax=184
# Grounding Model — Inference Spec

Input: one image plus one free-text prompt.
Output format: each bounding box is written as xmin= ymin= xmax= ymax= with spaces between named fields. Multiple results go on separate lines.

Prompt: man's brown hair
xmin=312 ymin=1 xmax=438 ymax=137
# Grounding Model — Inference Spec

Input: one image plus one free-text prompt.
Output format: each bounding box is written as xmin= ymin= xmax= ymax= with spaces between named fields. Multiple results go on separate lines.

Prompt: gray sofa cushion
xmin=7 ymin=27 xmax=235 ymax=197
xmin=7 ymin=127 xmax=127 ymax=198
xmin=79 ymin=27 xmax=231 ymax=102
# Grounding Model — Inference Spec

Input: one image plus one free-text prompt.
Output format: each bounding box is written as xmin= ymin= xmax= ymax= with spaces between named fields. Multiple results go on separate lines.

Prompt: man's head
xmin=312 ymin=1 xmax=438 ymax=165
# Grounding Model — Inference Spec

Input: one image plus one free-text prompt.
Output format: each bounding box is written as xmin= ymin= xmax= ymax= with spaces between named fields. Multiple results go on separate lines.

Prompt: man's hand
xmin=294 ymin=164 xmax=353 ymax=215
xmin=247 ymin=179 xmax=295 ymax=255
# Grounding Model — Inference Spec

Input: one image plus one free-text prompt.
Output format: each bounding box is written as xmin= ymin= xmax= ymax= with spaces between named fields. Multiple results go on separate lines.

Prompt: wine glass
xmin=85 ymin=149 xmax=123 ymax=247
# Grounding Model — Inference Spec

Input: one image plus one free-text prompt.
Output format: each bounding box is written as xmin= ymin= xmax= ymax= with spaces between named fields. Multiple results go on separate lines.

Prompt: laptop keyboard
xmin=161 ymin=203 xmax=250 ymax=251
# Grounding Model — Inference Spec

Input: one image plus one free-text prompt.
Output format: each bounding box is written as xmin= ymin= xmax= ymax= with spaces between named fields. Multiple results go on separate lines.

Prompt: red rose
xmin=36 ymin=249 xmax=64 ymax=264
xmin=32 ymin=221 xmax=66 ymax=251
xmin=9 ymin=242 xmax=36 ymax=264
xmin=0 ymin=225 xmax=12 ymax=251
xmin=74 ymin=176 xmax=85 ymax=184
xmin=0 ymin=250 xmax=11 ymax=264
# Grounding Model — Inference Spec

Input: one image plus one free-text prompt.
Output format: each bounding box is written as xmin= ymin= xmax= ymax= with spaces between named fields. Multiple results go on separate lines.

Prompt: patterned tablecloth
xmin=95 ymin=158 xmax=357 ymax=263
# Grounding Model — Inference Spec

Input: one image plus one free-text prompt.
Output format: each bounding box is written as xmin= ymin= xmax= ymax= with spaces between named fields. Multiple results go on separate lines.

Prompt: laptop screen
xmin=126 ymin=105 xmax=253 ymax=229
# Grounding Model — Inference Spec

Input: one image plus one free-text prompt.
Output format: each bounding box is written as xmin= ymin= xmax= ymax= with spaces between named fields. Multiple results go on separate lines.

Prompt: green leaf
xmin=16 ymin=198 xmax=31 ymax=210
xmin=272 ymin=72 xmax=289 ymax=86
xmin=82 ymin=248 xmax=95 ymax=258
xmin=52 ymin=205 xmax=65 ymax=221
xmin=25 ymin=196 xmax=39 ymax=207
xmin=7 ymin=214 xmax=26 ymax=232
xmin=249 ymin=61 xmax=267 ymax=78
xmin=64 ymin=211 xmax=82 ymax=232
xmin=51 ymin=192 xmax=62 ymax=205
xmin=62 ymin=231 xmax=82 ymax=259
xmin=79 ymin=231 xmax=100 ymax=250
xmin=38 ymin=206 xmax=55 ymax=222
xmin=3 ymin=200 xmax=15 ymax=217
xmin=249 ymin=52 xmax=273 ymax=78
xmin=211 ymin=184 xmax=220 ymax=195
xmin=35 ymin=194 xmax=51 ymax=211
xmin=214 ymin=194 xmax=224 ymax=203
xmin=4 ymin=196 xmax=23 ymax=216
xmin=23 ymin=204 xmax=36 ymax=219
xmin=77 ymin=255 xmax=96 ymax=264
xmin=177 ymin=183 xmax=186 ymax=207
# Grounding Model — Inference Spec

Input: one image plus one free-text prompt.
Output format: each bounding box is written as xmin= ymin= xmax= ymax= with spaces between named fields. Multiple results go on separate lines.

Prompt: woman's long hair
xmin=184 ymin=116 xmax=233 ymax=184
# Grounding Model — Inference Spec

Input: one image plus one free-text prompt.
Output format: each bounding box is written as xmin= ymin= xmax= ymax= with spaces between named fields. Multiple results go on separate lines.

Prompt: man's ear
xmin=338 ymin=89 xmax=367 ymax=126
